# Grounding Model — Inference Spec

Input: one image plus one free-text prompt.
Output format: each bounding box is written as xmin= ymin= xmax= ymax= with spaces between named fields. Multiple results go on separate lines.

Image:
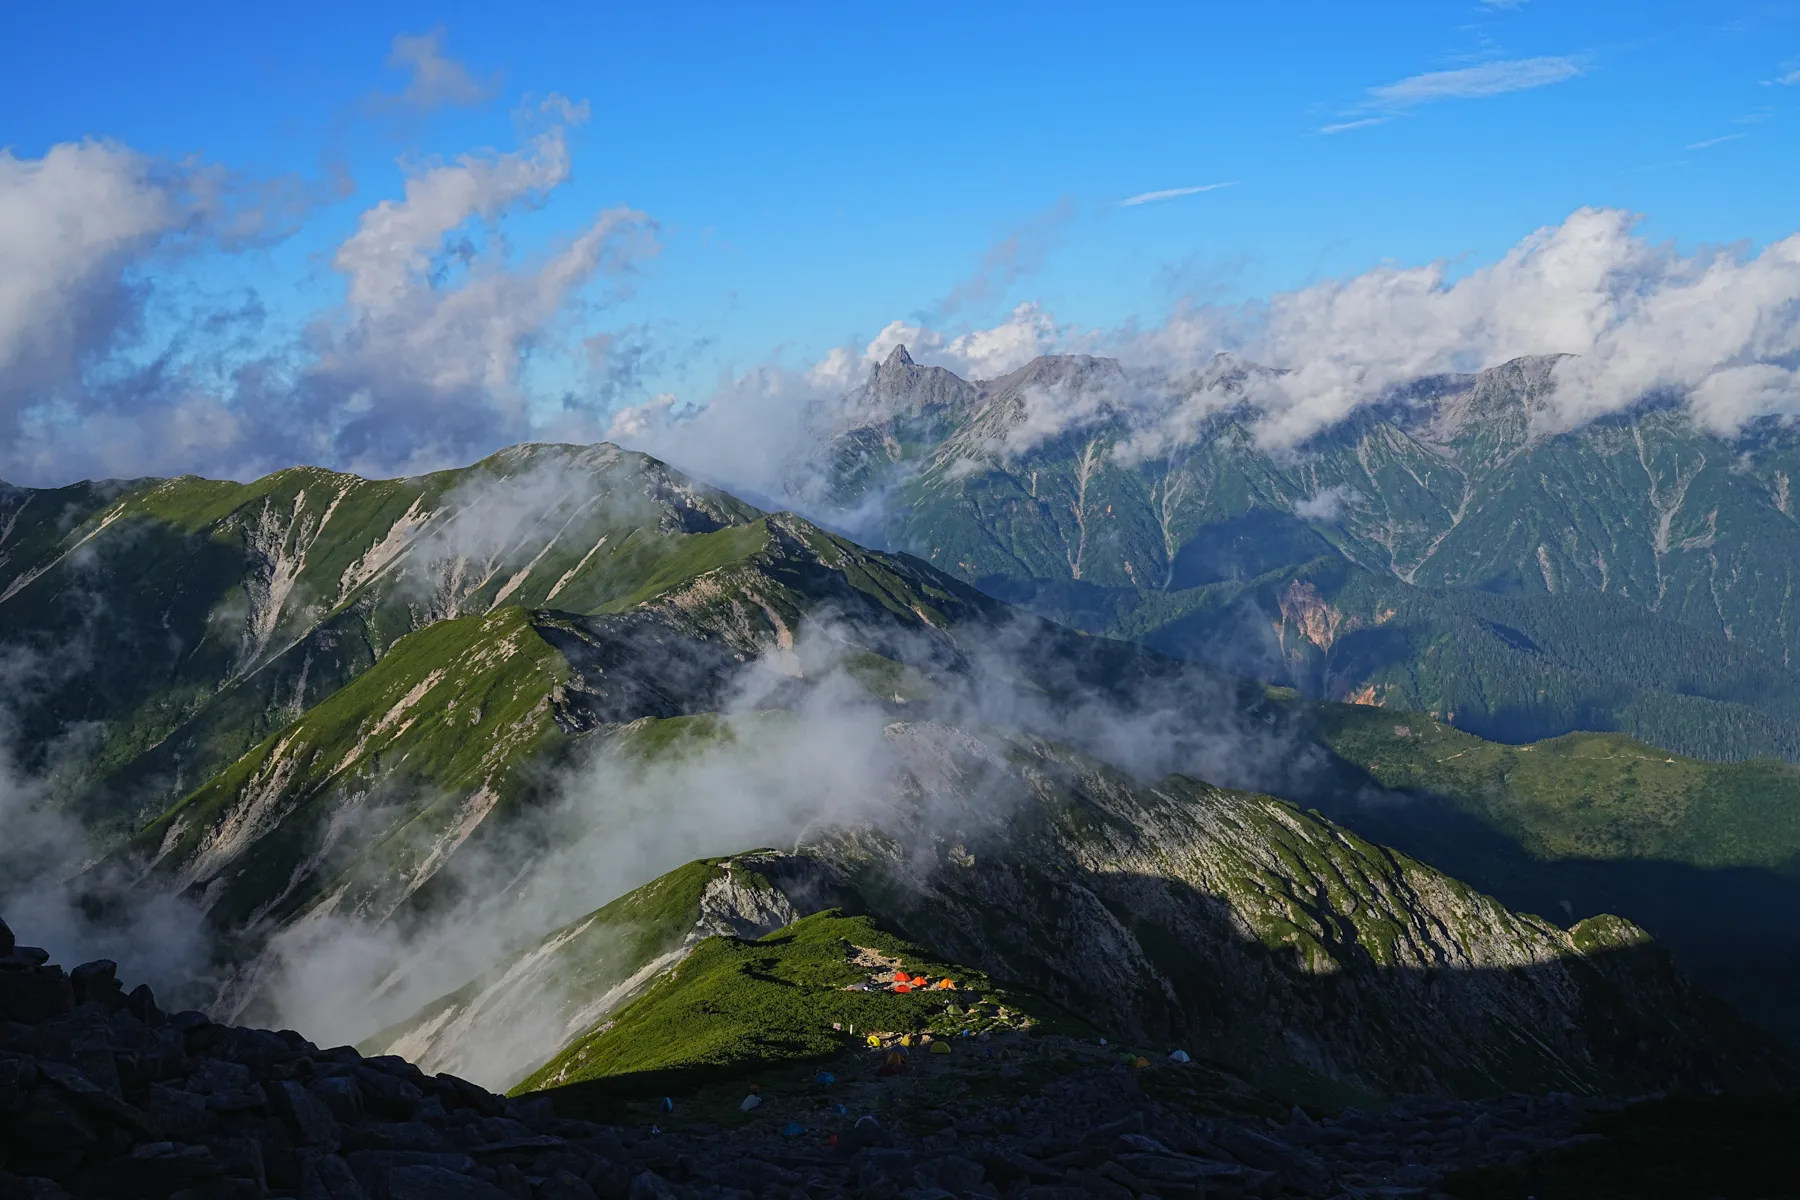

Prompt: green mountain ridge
xmin=366 ymin=724 xmax=1784 ymax=1108
xmin=6 ymin=437 xmax=1798 ymax=1123
xmin=0 ymin=443 xmax=763 ymax=839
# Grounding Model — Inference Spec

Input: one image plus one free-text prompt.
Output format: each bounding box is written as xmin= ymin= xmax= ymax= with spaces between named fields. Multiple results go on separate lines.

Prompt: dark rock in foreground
xmin=1 ymin=916 xmax=1704 ymax=1198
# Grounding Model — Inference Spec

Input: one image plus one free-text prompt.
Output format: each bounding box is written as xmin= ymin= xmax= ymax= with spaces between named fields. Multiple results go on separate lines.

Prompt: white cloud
xmin=0 ymin=140 xmax=192 ymax=406
xmin=1769 ymin=60 xmax=1800 ymax=86
xmin=386 ymin=27 xmax=496 ymax=111
xmin=0 ymin=103 xmax=657 ymax=485
xmin=308 ymin=155 xmax=658 ymax=474
xmin=1119 ymin=206 xmax=1800 ymax=447
xmin=1318 ymin=118 xmax=1391 ymax=135
xmin=1368 ymin=56 xmax=1583 ymax=107
xmin=1686 ymin=133 xmax=1748 ymax=150
xmin=938 ymin=302 xmax=1068 ymax=378
xmin=0 ymin=140 xmax=339 ymax=483
xmin=1294 ymin=485 xmax=1358 ymax=520
xmin=333 ymin=129 xmax=574 ymax=312
xmin=604 ymin=391 xmax=676 ymax=441
xmin=1118 ymin=182 xmax=1239 ymax=207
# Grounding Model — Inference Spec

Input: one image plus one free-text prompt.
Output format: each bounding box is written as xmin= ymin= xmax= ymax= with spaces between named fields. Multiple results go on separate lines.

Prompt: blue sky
xmin=2 ymin=1 xmax=1799 ymax=483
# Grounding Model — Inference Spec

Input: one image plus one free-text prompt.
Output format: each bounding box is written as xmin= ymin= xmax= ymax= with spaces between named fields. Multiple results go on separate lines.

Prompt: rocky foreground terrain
xmin=2 ymin=916 xmax=1674 ymax=1200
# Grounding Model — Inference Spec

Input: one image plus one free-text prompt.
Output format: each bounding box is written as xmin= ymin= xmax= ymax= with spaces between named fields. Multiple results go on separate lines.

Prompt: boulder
xmin=270 ymin=1079 xmax=342 ymax=1151
xmin=297 ymin=1150 xmax=367 ymax=1200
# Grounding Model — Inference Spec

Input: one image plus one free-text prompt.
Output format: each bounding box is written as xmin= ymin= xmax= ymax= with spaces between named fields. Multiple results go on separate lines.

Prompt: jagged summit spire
xmin=882 ymin=343 xmax=914 ymax=368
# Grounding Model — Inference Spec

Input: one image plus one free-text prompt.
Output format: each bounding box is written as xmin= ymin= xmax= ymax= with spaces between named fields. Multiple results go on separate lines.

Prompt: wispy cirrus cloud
xmin=1687 ymin=132 xmax=1748 ymax=150
xmin=1768 ymin=60 xmax=1800 ymax=86
xmin=1368 ymin=55 xmax=1584 ymax=107
xmin=1318 ymin=54 xmax=1584 ymax=134
xmin=1318 ymin=117 xmax=1390 ymax=135
xmin=1118 ymin=181 xmax=1239 ymax=207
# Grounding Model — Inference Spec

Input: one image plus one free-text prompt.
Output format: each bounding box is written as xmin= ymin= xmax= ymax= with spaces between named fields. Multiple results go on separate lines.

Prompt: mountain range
xmin=819 ymin=346 xmax=1800 ymax=760
xmin=5 ymin=372 xmax=1800 ymax=1141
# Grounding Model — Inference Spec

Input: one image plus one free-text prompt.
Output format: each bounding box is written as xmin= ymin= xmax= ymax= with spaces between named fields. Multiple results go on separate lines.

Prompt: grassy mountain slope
xmin=1312 ymin=703 xmax=1800 ymax=870
xmin=130 ymin=605 xmax=577 ymax=939
xmin=376 ymin=724 xmax=1786 ymax=1108
xmin=1299 ymin=700 xmax=1800 ymax=1045
xmin=116 ymin=499 xmax=1010 ymax=947
xmin=805 ymin=724 xmax=1780 ymax=1105
xmin=364 ymin=855 xmax=738 ymax=1088
xmin=13 ymin=435 xmax=1798 ymax=1118
xmin=518 ymin=907 xmax=1085 ymax=1098
xmin=0 ymin=444 xmax=761 ymax=838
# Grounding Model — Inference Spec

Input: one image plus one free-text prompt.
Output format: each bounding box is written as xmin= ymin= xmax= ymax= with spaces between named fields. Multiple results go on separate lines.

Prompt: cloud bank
xmin=609 ymin=207 xmax=1800 ymax=505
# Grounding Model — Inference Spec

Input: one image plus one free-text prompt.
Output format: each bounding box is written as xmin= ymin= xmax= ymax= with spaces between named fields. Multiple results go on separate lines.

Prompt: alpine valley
xmin=7 ymin=354 xmax=1800 ymax=1198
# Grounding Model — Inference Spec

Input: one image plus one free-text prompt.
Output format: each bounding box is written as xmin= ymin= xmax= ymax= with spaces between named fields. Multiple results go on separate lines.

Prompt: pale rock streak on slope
xmin=545 ymin=536 xmax=609 ymax=603
xmin=236 ymin=483 xmax=353 ymax=676
xmin=163 ymin=729 xmax=309 ymax=898
xmin=332 ymin=669 xmax=447 ymax=776
xmin=336 ymin=495 xmax=433 ymax=606
xmin=0 ymin=504 xmax=126 ymax=604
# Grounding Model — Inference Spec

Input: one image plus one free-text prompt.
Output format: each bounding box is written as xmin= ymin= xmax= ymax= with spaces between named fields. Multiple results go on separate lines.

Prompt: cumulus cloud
xmin=0 ymin=101 xmax=654 ymax=485
xmin=0 ymin=140 xmax=307 ymax=429
xmin=385 ymin=27 xmax=498 ymax=112
xmin=1104 ymin=206 xmax=1800 ymax=449
xmin=0 ymin=141 xmax=193 ymax=405
xmin=0 ymin=140 xmax=351 ymax=484
xmin=302 ymin=116 xmax=658 ymax=473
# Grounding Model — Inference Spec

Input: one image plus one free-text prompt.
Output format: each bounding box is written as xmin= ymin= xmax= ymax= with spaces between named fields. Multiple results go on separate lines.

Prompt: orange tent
xmin=893 ymin=983 xmax=912 ymax=993
xmin=934 ymin=978 xmax=956 ymax=989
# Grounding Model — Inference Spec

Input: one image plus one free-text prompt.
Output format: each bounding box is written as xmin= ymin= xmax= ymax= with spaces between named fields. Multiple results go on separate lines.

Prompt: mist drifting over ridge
xmin=10 ymin=15 xmax=1800 ymax=1197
